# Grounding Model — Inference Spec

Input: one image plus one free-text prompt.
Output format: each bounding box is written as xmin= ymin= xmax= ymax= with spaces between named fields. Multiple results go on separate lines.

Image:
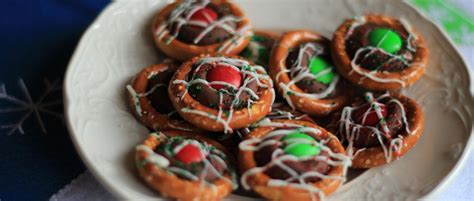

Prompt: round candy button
xmin=354 ymin=103 xmax=387 ymax=126
xmin=175 ymin=144 xmax=203 ymax=164
xmin=284 ymin=143 xmax=321 ymax=158
xmin=309 ymin=57 xmax=335 ymax=84
xmin=368 ymin=28 xmax=402 ymax=54
xmin=206 ymin=64 xmax=242 ymax=90
xmin=189 ymin=8 xmax=218 ymax=25
xmin=282 ymin=131 xmax=320 ymax=158
xmin=282 ymin=131 xmax=316 ymax=144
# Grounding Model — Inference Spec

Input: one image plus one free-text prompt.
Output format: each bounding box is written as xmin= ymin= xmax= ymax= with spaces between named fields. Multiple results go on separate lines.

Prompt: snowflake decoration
xmin=0 ymin=78 xmax=63 ymax=135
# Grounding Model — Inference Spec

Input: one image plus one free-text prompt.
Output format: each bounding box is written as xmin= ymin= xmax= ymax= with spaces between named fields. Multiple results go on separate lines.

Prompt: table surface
xmin=0 ymin=0 xmax=472 ymax=200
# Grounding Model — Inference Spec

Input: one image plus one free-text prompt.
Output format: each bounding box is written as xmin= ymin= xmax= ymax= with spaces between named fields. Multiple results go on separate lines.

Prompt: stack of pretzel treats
xmin=126 ymin=1 xmax=428 ymax=200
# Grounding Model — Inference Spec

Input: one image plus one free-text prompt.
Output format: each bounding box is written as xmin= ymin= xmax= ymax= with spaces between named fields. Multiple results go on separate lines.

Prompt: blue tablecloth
xmin=0 ymin=1 xmax=109 ymax=200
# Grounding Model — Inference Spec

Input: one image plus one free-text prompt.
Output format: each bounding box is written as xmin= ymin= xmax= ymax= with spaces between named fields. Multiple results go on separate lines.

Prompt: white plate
xmin=64 ymin=0 xmax=474 ymax=200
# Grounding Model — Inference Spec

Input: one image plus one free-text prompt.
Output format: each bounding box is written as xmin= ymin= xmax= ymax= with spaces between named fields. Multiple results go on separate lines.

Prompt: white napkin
xmin=49 ymin=171 xmax=115 ymax=201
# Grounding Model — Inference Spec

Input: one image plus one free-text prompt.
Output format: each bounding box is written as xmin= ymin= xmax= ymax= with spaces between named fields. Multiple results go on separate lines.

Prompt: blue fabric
xmin=0 ymin=0 xmax=109 ymax=200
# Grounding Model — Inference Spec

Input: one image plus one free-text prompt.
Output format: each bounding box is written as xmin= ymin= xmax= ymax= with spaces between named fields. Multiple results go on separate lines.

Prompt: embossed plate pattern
xmin=64 ymin=0 xmax=474 ymax=200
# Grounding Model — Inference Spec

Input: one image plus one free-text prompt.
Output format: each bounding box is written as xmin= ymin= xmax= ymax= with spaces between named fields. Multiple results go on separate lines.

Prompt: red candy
xmin=189 ymin=8 xmax=218 ymax=25
xmin=175 ymin=144 xmax=203 ymax=164
xmin=354 ymin=104 xmax=387 ymax=126
xmin=206 ymin=64 xmax=242 ymax=90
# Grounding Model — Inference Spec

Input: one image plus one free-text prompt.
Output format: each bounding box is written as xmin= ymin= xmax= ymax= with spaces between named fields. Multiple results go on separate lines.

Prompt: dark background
xmin=0 ymin=1 xmax=109 ymax=200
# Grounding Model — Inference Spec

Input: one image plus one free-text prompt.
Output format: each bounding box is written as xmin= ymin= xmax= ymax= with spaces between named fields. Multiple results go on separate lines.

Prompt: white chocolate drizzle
xmin=235 ymin=102 xmax=311 ymax=139
xmin=172 ymin=57 xmax=274 ymax=134
xmin=126 ymin=83 xmax=170 ymax=117
xmin=239 ymin=122 xmax=351 ymax=201
xmin=127 ymin=85 xmax=144 ymax=116
xmin=267 ymin=105 xmax=310 ymax=121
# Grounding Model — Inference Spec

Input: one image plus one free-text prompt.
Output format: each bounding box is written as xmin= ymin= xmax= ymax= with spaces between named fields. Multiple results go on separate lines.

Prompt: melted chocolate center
xmin=147 ymin=65 xmax=180 ymax=119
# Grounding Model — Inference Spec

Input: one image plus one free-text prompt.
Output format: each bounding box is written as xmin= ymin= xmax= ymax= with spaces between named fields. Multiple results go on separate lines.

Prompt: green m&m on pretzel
xmin=282 ymin=132 xmax=315 ymax=143
xmin=282 ymin=131 xmax=321 ymax=158
xmin=368 ymin=28 xmax=402 ymax=54
xmin=308 ymin=57 xmax=335 ymax=85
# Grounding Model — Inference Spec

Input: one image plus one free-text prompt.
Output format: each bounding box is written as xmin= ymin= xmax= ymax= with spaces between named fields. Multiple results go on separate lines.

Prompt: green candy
xmin=282 ymin=132 xmax=316 ymax=144
xmin=251 ymin=35 xmax=267 ymax=43
xmin=282 ymin=132 xmax=320 ymax=158
xmin=284 ymin=143 xmax=321 ymax=158
xmin=309 ymin=57 xmax=335 ymax=84
xmin=240 ymin=47 xmax=253 ymax=58
xmin=368 ymin=28 xmax=402 ymax=54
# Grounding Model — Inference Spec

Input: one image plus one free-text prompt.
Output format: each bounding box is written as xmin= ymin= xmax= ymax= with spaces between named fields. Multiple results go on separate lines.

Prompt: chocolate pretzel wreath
xmin=331 ymin=14 xmax=429 ymax=90
xmin=127 ymin=62 xmax=196 ymax=131
xmin=152 ymin=0 xmax=252 ymax=61
xmin=328 ymin=92 xmax=424 ymax=168
xmin=136 ymin=130 xmax=237 ymax=200
xmin=239 ymin=119 xmax=351 ymax=200
xmin=269 ymin=30 xmax=352 ymax=116
xmin=168 ymin=54 xmax=275 ymax=133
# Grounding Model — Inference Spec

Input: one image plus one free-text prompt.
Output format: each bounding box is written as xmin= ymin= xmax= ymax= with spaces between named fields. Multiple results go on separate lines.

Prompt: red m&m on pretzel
xmin=175 ymin=144 xmax=204 ymax=164
xmin=190 ymin=8 xmax=218 ymax=25
xmin=206 ymin=64 xmax=242 ymax=90
xmin=354 ymin=104 xmax=387 ymax=126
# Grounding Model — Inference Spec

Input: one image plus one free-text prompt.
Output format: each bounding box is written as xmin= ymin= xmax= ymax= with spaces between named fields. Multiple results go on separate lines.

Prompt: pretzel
xmin=331 ymin=14 xmax=428 ymax=90
xmin=168 ymin=53 xmax=275 ymax=134
xmin=152 ymin=0 xmax=252 ymax=61
xmin=269 ymin=30 xmax=352 ymax=116
xmin=135 ymin=130 xmax=237 ymax=201
xmin=328 ymin=92 xmax=424 ymax=168
xmin=239 ymin=119 xmax=351 ymax=200
xmin=127 ymin=62 xmax=197 ymax=131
